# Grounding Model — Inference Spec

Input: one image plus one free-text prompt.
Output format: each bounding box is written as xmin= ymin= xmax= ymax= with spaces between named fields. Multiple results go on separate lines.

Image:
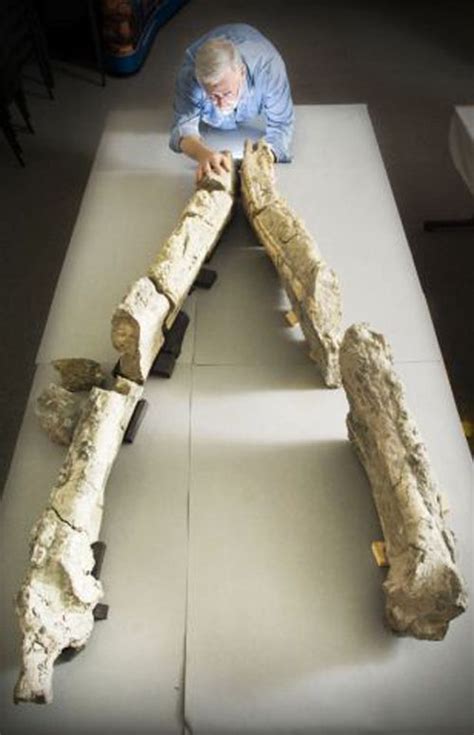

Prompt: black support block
xmin=150 ymin=351 xmax=176 ymax=378
xmin=123 ymin=399 xmax=149 ymax=444
xmin=192 ymin=267 xmax=217 ymax=291
xmin=151 ymin=310 xmax=190 ymax=378
xmin=162 ymin=310 xmax=190 ymax=359
xmin=93 ymin=603 xmax=109 ymax=621
xmin=91 ymin=541 xmax=107 ymax=579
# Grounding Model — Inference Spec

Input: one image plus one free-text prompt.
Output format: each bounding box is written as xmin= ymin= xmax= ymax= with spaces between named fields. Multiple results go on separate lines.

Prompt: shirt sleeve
xmin=261 ymin=55 xmax=294 ymax=163
xmin=169 ymin=58 xmax=203 ymax=153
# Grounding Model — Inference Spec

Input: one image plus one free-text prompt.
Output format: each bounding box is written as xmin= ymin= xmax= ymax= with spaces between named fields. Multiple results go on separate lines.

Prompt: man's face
xmin=204 ymin=65 xmax=244 ymax=113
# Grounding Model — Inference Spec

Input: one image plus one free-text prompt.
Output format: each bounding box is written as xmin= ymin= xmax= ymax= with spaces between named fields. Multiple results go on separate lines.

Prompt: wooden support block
xmin=371 ymin=540 xmax=389 ymax=568
xmin=462 ymin=419 xmax=473 ymax=438
xmin=285 ymin=309 xmax=299 ymax=327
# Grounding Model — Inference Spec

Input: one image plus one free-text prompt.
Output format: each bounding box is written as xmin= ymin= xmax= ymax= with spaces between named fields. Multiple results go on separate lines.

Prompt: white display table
xmin=0 ymin=106 xmax=472 ymax=735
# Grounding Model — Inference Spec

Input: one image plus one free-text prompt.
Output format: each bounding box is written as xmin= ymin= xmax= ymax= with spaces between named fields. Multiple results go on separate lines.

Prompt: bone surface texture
xmin=52 ymin=358 xmax=107 ymax=392
xmin=240 ymin=140 xmax=342 ymax=387
xmin=340 ymin=323 xmax=468 ymax=640
xmin=112 ymin=277 xmax=170 ymax=383
xmin=35 ymin=384 xmax=86 ymax=446
xmin=14 ymin=378 xmax=142 ymax=703
xmin=148 ymin=187 xmax=233 ymax=324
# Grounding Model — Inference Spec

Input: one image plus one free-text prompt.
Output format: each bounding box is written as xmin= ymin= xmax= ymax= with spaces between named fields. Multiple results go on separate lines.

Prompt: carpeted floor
xmin=0 ymin=0 xmax=473 ymax=494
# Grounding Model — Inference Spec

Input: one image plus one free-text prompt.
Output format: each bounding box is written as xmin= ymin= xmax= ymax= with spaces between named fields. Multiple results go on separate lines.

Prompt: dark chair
xmin=0 ymin=0 xmax=54 ymax=166
xmin=35 ymin=0 xmax=105 ymax=88
xmin=88 ymin=0 xmax=106 ymax=87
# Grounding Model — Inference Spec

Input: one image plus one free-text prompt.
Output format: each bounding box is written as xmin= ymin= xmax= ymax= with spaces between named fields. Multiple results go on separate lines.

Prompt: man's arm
xmin=170 ymin=60 xmax=229 ymax=181
xmin=169 ymin=57 xmax=203 ymax=153
xmin=261 ymin=55 xmax=294 ymax=163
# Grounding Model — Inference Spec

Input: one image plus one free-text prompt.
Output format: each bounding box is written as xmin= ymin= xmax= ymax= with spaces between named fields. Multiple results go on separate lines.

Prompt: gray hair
xmin=195 ymin=37 xmax=243 ymax=86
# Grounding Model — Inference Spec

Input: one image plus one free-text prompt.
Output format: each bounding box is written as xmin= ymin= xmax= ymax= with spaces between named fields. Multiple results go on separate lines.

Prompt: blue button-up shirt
xmin=169 ymin=24 xmax=294 ymax=162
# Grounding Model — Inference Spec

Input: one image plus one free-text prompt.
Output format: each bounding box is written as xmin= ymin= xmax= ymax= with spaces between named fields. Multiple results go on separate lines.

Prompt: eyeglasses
xmin=205 ymin=69 xmax=244 ymax=105
xmin=207 ymin=89 xmax=235 ymax=103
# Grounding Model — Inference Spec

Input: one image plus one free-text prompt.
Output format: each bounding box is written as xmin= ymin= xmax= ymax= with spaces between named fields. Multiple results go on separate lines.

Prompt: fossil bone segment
xmin=48 ymin=377 xmax=142 ymax=539
xmin=240 ymin=139 xmax=342 ymax=387
xmin=253 ymin=199 xmax=342 ymax=386
xmin=112 ymin=155 xmax=236 ymax=372
xmin=339 ymin=323 xmax=468 ymax=640
xmin=148 ymin=187 xmax=233 ymax=325
xmin=52 ymin=358 xmax=107 ymax=392
xmin=112 ymin=277 xmax=171 ymax=384
xmin=16 ymin=155 xmax=237 ymax=705
xmin=14 ymin=509 xmax=102 ymax=705
xmin=14 ymin=377 xmax=142 ymax=704
xmin=35 ymin=383 xmax=86 ymax=446
xmin=240 ymin=139 xmax=276 ymax=216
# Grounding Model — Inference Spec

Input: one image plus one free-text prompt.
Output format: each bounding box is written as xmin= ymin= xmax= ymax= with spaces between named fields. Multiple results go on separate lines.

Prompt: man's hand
xmin=179 ymin=135 xmax=231 ymax=183
xmin=196 ymin=150 xmax=230 ymax=183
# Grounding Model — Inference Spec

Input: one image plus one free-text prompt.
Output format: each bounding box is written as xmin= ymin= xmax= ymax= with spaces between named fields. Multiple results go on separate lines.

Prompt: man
xmin=169 ymin=23 xmax=294 ymax=181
